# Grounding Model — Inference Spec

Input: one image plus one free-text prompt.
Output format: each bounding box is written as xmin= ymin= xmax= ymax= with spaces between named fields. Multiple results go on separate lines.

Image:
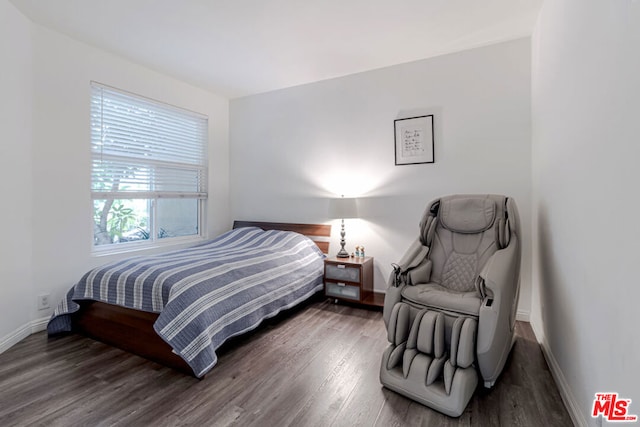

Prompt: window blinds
xmin=90 ymin=83 xmax=208 ymax=199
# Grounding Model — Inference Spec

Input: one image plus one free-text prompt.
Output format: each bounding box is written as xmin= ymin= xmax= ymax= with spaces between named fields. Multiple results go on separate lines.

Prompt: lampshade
xmin=329 ymin=196 xmax=358 ymax=219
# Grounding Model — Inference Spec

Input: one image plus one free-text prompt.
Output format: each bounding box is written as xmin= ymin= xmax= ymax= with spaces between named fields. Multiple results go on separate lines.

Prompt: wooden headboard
xmin=232 ymin=221 xmax=332 ymax=254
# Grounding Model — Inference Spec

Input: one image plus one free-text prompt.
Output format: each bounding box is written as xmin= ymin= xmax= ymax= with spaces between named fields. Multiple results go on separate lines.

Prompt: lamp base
xmin=336 ymin=249 xmax=350 ymax=258
xmin=336 ymin=218 xmax=350 ymax=258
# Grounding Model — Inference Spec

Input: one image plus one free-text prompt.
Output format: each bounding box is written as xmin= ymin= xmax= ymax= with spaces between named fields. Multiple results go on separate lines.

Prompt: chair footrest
xmin=381 ymin=303 xmax=479 ymax=417
xmin=380 ymin=346 xmax=478 ymax=417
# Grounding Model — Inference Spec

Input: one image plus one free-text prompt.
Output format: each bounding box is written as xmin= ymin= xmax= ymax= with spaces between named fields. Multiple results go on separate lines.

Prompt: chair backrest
xmin=418 ymin=195 xmax=510 ymax=292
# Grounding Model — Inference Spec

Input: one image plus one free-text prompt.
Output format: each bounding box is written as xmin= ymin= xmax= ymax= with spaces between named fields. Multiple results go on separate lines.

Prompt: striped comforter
xmin=47 ymin=227 xmax=325 ymax=377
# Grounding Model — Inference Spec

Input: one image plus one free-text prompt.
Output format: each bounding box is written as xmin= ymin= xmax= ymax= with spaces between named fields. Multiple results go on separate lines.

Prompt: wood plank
xmin=362 ymin=291 xmax=385 ymax=308
xmin=232 ymin=221 xmax=331 ymax=237
xmin=315 ymin=240 xmax=330 ymax=254
xmin=72 ymin=301 xmax=193 ymax=375
xmin=0 ymin=301 xmax=573 ymax=426
xmin=233 ymin=220 xmax=332 ymax=253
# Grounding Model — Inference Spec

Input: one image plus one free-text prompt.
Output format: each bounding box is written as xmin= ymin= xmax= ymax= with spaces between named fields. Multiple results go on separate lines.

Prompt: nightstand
xmin=324 ymin=256 xmax=384 ymax=308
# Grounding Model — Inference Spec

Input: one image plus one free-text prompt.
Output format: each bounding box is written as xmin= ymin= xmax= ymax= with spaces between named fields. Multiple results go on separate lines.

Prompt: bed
xmin=47 ymin=221 xmax=331 ymax=377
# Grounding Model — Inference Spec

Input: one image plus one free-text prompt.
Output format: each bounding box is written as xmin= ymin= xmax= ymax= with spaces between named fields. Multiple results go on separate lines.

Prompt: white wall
xmin=0 ymin=0 xmax=35 ymax=347
xmin=532 ymin=1 xmax=640 ymax=425
xmin=230 ymin=38 xmax=533 ymax=317
xmin=29 ymin=25 xmax=230 ymax=322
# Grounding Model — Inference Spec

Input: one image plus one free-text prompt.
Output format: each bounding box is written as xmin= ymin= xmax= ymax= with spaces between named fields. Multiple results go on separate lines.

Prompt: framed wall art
xmin=394 ymin=115 xmax=434 ymax=165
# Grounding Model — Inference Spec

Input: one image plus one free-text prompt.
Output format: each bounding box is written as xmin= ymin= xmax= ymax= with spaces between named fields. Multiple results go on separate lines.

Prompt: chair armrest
xmin=478 ymin=235 xmax=520 ymax=298
xmin=383 ymin=284 xmax=405 ymax=327
xmin=476 ymin=234 xmax=521 ymax=386
xmin=396 ymin=239 xmax=429 ymax=276
xmin=383 ymin=238 xmax=429 ymax=326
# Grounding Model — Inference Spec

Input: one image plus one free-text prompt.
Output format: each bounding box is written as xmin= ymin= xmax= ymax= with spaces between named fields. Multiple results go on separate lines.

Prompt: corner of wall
xmin=0 ymin=317 xmax=48 ymax=356
xmin=531 ymin=319 xmax=588 ymax=427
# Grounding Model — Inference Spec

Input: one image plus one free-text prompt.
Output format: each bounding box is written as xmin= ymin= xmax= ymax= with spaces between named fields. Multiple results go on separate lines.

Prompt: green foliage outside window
xmin=93 ymin=199 xmax=149 ymax=245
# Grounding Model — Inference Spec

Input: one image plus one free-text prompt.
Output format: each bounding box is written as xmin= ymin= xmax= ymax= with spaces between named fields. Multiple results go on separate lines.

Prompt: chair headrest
xmin=439 ymin=196 xmax=497 ymax=234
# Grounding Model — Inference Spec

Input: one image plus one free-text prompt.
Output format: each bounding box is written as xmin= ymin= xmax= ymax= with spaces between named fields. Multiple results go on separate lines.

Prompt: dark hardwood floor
xmin=0 ymin=300 xmax=572 ymax=426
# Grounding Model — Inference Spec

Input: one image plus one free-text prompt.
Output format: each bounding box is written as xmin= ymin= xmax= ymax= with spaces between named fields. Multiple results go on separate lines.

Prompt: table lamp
xmin=329 ymin=195 xmax=358 ymax=258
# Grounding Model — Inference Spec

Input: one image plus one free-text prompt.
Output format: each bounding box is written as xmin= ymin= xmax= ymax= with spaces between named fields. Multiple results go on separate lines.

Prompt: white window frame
xmin=90 ymin=82 xmax=208 ymax=254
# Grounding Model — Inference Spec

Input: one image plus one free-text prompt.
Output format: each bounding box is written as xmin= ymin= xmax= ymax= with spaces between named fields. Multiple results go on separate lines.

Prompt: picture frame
xmin=394 ymin=115 xmax=434 ymax=165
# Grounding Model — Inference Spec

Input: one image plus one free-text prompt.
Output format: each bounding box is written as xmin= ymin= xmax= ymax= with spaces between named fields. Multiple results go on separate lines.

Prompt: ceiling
xmin=10 ymin=0 xmax=542 ymax=98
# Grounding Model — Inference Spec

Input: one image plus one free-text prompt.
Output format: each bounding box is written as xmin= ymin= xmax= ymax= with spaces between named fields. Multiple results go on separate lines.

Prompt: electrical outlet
xmin=38 ymin=294 xmax=50 ymax=310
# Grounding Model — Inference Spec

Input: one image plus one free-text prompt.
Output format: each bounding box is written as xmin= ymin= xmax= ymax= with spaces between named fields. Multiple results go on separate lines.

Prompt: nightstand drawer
xmin=325 ymin=263 xmax=360 ymax=282
xmin=325 ymin=281 xmax=360 ymax=301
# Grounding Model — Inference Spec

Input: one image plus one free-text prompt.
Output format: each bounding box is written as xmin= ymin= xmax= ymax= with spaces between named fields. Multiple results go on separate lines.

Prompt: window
xmin=90 ymin=82 xmax=208 ymax=251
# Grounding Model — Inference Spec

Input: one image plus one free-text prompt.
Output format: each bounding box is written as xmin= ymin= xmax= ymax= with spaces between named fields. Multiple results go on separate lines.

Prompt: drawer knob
xmin=337 ymin=282 xmax=346 ymax=287
xmin=337 ymin=265 xmax=346 ymax=269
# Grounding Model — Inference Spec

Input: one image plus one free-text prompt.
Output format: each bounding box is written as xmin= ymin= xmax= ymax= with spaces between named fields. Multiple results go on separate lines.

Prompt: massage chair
xmin=380 ymin=194 xmax=521 ymax=417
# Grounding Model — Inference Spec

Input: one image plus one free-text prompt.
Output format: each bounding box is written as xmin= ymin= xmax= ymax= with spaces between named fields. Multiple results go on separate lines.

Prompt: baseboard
xmin=516 ymin=309 xmax=530 ymax=322
xmin=0 ymin=317 xmax=50 ymax=355
xmin=31 ymin=316 xmax=50 ymax=333
xmin=0 ymin=323 xmax=32 ymax=355
xmin=530 ymin=321 xmax=587 ymax=427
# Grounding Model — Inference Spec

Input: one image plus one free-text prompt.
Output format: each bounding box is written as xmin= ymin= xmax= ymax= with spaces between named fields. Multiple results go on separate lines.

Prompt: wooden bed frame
xmin=71 ymin=221 xmax=332 ymax=376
